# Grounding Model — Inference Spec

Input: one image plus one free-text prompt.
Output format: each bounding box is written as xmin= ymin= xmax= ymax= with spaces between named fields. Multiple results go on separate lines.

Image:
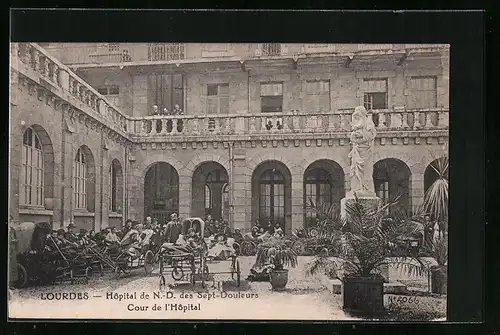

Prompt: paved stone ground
xmin=9 ymin=256 xmax=360 ymax=320
xmin=9 ymin=256 xmax=444 ymax=320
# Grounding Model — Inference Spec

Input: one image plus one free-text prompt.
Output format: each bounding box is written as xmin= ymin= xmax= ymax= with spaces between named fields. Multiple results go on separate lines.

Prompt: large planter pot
xmin=269 ymin=269 xmax=289 ymax=291
xmin=430 ymin=265 xmax=447 ymax=295
xmin=343 ymin=277 xmax=384 ymax=314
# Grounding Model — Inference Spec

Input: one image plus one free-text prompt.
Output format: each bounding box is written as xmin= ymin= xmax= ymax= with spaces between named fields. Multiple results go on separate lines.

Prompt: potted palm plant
xmin=254 ymin=237 xmax=298 ymax=291
xmin=306 ymin=196 xmax=425 ymax=314
xmin=421 ymin=154 xmax=448 ymax=294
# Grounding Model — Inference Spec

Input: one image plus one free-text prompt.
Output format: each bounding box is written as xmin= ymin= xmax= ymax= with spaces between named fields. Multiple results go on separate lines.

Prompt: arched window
xmin=205 ymin=184 xmax=212 ymax=211
xmin=73 ymin=148 xmax=87 ymax=209
xmin=304 ymin=168 xmax=332 ymax=224
xmin=259 ymin=169 xmax=285 ymax=225
xmin=21 ymin=127 xmax=44 ymax=206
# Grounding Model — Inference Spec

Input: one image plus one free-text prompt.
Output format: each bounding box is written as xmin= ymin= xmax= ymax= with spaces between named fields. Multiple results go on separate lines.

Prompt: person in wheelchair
xmin=232 ymin=228 xmax=244 ymax=242
xmin=251 ymin=226 xmax=260 ymax=239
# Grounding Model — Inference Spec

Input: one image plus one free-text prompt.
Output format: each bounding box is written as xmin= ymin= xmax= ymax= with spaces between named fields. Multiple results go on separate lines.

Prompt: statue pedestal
xmin=340 ymin=191 xmax=381 ymax=220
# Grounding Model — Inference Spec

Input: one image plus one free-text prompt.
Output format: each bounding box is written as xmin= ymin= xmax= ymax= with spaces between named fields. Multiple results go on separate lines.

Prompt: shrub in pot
xmin=254 ymin=237 xmax=298 ymax=291
xmin=419 ymin=234 xmax=448 ymax=295
xmin=306 ymin=196 xmax=426 ymax=315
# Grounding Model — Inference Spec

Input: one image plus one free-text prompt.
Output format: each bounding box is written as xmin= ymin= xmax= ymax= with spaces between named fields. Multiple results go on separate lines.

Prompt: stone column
xmin=9 ymin=105 xmax=21 ymax=222
xmin=50 ymin=130 xmax=64 ymax=227
xmin=126 ymin=157 xmax=143 ymax=222
xmin=410 ymin=168 xmax=425 ymax=215
xmin=93 ymin=142 xmax=103 ymax=232
xmin=232 ymin=163 xmax=252 ymax=232
xmin=178 ymin=174 xmax=191 ymax=219
xmin=100 ymin=136 xmax=110 ymax=229
xmin=290 ymin=171 xmax=304 ymax=233
xmin=61 ymin=124 xmax=75 ymax=228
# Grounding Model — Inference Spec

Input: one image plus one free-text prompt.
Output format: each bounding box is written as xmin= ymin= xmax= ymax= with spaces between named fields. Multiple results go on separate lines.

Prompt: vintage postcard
xmin=8 ymin=42 xmax=449 ymax=321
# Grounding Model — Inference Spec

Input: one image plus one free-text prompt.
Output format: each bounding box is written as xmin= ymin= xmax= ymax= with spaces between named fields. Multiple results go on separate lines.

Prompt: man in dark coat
xmin=164 ymin=213 xmax=182 ymax=243
xmin=65 ymin=223 xmax=79 ymax=243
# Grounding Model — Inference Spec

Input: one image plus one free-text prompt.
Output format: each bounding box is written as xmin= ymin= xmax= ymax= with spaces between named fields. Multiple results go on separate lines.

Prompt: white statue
xmin=348 ymin=106 xmax=377 ymax=197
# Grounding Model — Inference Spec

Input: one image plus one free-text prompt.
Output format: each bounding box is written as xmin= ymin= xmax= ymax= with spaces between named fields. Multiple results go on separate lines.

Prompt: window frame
xmin=206 ymin=83 xmax=230 ymax=114
xmin=305 ymin=80 xmax=331 ymax=112
xmin=97 ymin=85 xmax=120 ymax=96
xmin=20 ymin=127 xmax=44 ymax=207
xmin=406 ymin=76 xmax=438 ymax=109
xmin=304 ymin=168 xmax=333 ymax=225
xmin=260 ymin=82 xmax=284 ymax=113
xmin=363 ymin=78 xmax=388 ymax=110
xmin=73 ymin=148 xmax=88 ymax=210
xmin=259 ymin=169 xmax=285 ymax=225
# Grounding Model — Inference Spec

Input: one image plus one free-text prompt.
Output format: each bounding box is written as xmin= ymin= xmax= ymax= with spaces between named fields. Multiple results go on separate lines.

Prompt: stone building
xmin=9 ymin=43 xmax=449 ymax=233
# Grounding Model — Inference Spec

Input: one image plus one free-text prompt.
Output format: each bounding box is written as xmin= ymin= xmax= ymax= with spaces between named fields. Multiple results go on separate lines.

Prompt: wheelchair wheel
xmin=171 ymin=266 xmax=184 ymax=281
xmin=144 ymin=250 xmax=155 ymax=275
xmin=121 ymin=258 xmax=132 ymax=274
xmin=114 ymin=266 xmax=122 ymax=279
xmin=232 ymin=242 xmax=241 ymax=256
xmin=241 ymin=241 xmax=255 ymax=256
xmin=16 ymin=264 xmax=28 ymax=288
xmin=308 ymin=228 xmax=319 ymax=238
xmin=85 ymin=267 xmax=93 ymax=279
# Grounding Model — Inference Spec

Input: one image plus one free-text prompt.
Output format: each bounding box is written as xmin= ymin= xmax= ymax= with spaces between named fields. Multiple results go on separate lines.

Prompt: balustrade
xmin=12 ymin=43 xmax=449 ymax=143
xmin=13 ymin=43 xmax=129 ymax=136
xmin=128 ymin=108 xmax=449 ymax=138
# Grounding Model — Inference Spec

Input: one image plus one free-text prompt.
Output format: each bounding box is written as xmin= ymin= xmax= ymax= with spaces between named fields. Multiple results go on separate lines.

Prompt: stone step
xmin=320 ymin=276 xmax=408 ymax=294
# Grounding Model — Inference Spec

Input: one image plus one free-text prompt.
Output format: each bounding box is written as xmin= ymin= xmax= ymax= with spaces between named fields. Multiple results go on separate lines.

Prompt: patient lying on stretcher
xmin=206 ymin=234 xmax=236 ymax=261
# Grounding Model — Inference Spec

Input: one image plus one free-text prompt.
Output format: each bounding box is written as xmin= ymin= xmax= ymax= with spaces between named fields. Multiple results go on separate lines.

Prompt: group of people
xmin=151 ymin=104 xmax=184 ymax=116
xmin=251 ymin=219 xmax=284 ymax=239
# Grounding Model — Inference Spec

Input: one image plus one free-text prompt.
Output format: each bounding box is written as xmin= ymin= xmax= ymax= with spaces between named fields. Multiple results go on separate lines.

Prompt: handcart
xmin=11 ymin=222 xmax=90 ymax=288
xmin=158 ymin=218 xmax=206 ymax=288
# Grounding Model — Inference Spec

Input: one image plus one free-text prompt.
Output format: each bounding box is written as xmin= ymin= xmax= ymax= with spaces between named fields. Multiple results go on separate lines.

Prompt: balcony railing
xmin=127 ymin=108 xmax=449 ymax=139
xmin=147 ymin=43 xmax=185 ymax=61
xmin=262 ymin=43 xmax=282 ymax=56
xmin=12 ymin=43 xmax=130 ymax=137
xmin=11 ymin=43 xmax=449 ymax=146
xmin=40 ymin=43 xmax=448 ymax=66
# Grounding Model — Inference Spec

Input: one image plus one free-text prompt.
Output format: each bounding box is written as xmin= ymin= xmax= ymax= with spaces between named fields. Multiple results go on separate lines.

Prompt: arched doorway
xmin=144 ymin=162 xmax=179 ymax=225
xmin=303 ymin=159 xmax=345 ymax=228
xmin=252 ymin=161 xmax=292 ymax=233
xmin=192 ymin=162 xmax=229 ymax=221
xmin=373 ymin=158 xmax=412 ymax=214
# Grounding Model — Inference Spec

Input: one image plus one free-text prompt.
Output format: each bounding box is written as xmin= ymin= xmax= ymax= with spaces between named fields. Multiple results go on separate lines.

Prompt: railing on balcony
xmin=89 ymin=49 xmax=132 ymax=64
xmin=262 ymin=43 xmax=282 ymax=56
xmin=13 ymin=43 xmax=130 ymax=136
xmin=128 ymin=108 xmax=449 ymax=138
xmin=148 ymin=43 xmax=185 ymax=61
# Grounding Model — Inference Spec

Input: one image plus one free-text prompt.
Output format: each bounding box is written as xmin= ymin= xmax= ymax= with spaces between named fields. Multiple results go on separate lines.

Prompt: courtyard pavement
xmin=9 ymin=256 xmax=361 ymax=320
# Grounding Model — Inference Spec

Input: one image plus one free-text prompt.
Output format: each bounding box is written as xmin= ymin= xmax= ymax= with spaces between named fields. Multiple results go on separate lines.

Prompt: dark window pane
xmin=261 ymin=96 xmax=283 ymax=113
xmin=372 ymin=92 xmax=387 ymax=109
xmin=109 ymin=86 xmax=119 ymax=95
xmin=207 ymin=84 xmax=218 ymax=96
xmin=97 ymin=87 xmax=108 ymax=95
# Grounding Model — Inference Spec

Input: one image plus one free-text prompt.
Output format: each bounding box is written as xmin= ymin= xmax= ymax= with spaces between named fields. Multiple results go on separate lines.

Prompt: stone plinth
xmin=340 ymin=192 xmax=381 ymax=220
xmin=321 ymin=276 xmax=408 ymax=295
